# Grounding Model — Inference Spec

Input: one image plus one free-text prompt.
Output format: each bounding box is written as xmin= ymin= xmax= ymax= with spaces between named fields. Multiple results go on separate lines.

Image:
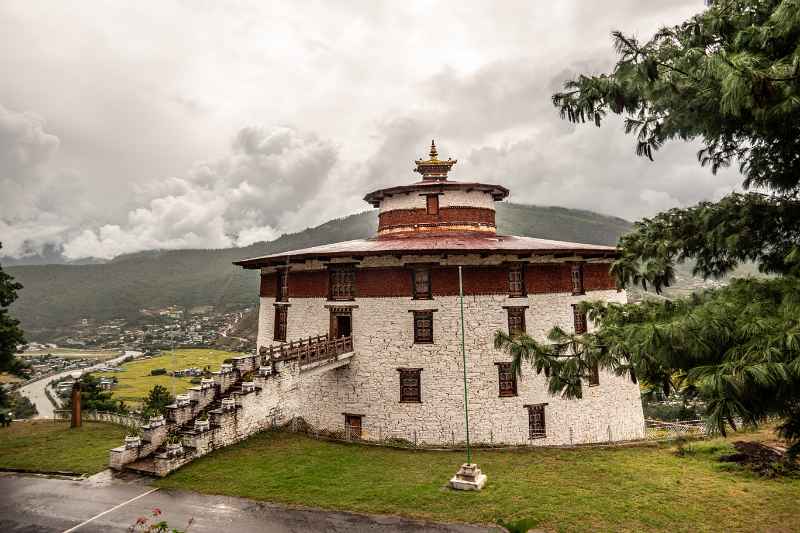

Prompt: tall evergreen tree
xmin=0 ymin=243 xmax=26 ymax=373
xmin=497 ymin=0 xmax=800 ymax=455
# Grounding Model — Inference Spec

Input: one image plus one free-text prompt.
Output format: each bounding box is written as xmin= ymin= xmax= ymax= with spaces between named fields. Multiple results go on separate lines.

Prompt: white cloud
xmin=60 ymin=126 xmax=337 ymax=259
xmin=0 ymin=1 xmax=747 ymax=260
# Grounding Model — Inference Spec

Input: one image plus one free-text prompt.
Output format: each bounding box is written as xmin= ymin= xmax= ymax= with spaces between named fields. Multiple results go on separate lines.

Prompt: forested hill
xmin=8 ymin=203 xmax=632 ymax=337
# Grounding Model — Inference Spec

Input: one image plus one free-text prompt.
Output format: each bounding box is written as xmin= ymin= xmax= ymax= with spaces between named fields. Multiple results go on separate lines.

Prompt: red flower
xmin=152 ymin=508 xmax=162 ymax=516
xmin=136 ymin=517 xmax=147 ymax=525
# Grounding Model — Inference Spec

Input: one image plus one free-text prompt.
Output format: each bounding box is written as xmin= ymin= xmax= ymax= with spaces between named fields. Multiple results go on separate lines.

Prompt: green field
xmin=94 ymin=348 xmax=239 ymax=405
xmin=157 ymin=430 xmax=800 ymax=532
xmin=0 ymin=420 xmax=127 ymax=474
xmin=21 ymin=347 xmax=122 ymax=359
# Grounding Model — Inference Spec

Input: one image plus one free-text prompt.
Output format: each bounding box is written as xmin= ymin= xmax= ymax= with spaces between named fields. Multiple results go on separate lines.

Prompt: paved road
xmin=17 ymin=350 xmax=142 ymax=418
xmin=0 ymin=472 xmax=498 ymax=532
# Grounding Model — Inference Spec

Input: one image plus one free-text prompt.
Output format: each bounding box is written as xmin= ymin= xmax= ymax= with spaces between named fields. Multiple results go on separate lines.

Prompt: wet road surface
xmin=0 ymin=472 xmax=499 ymax=532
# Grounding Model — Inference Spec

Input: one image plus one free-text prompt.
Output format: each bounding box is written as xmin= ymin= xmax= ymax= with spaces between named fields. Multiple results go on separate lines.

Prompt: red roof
xmin=234 ymin=233 xmax=617 ymax=269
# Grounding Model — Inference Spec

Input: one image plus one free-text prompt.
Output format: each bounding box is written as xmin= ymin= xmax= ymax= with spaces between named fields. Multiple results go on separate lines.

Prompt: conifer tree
xmin=497 ymin=0 xmax=800 ymax=455
xmin=0 ymin=243 xmax=26 ymax=373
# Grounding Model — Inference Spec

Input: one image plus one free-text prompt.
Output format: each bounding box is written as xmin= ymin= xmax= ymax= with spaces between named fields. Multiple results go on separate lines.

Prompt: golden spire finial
xmin=415 ymin=140 xmax=456 ymax=181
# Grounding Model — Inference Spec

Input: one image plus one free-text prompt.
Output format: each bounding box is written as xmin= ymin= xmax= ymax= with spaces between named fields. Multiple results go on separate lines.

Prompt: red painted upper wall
xmin=260 ymin=263 xmax=616 ymax=298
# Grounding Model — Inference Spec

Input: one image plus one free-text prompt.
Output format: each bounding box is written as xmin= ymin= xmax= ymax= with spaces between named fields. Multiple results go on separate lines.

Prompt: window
xmin=412 ymin=267 xmax=432 ymax=299
xmin=507 ymin=307 xmax=526 ymax=336
xmin=344 ymin=414 xmax=362 ymax=439
xmin=571 ymin=263 xmax=585 ymax=295
xmin=588 ymin=362 xmax=600 ymax=387
xmin=276 ymin=269 xmax=288 ymax=302
xmin=413 ymin=311 xmax=433 ymax=344
xmin=526 ymin=404 xmax=547 ymax=439
xmin=426 ymin=194 xmax=439 ymax=215
xmin=398 ymin=368 xmax=422 ymax=402
xmin=508 ymin=263 xmax=526 ymax=297
xmin=330 ymin=308 xmax=352 ymax=338
xmin=273 ymin=306 xmax=287 ymax=342
xmin=329 ymin=267 xmax=355 ymax=300
xmin=573 ymin=304 xmax=587 ymax=334
xmin=496 ymin=362 xmax=517 ymax=397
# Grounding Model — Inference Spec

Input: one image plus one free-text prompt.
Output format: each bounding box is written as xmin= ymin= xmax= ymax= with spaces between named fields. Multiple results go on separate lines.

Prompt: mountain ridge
xmin=7 ymin=203 xmax=633 ymax=340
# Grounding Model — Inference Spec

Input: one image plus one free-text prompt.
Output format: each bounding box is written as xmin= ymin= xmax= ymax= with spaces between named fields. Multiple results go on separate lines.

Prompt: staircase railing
xmin=260 ymin=334 xmax=353 ymax=367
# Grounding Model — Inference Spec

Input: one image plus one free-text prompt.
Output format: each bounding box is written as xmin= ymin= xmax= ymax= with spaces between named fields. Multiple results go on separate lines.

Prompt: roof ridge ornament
xmin=414 ymin=139 xmax=456 ymax=181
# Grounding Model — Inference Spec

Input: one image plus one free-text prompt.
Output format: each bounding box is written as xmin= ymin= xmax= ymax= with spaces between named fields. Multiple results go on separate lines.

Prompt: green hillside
xmin=8 ymin=203 xmax=632 ymax=338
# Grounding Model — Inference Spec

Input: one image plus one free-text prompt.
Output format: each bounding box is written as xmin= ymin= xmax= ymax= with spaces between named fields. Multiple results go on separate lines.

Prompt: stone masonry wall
xmin=256 ymin=285 xmax=645 ymax=446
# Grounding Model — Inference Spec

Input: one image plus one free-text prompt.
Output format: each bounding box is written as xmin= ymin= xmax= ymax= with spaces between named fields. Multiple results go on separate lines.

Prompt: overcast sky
xmin=0 ymin=0 xmax=741 ymax=261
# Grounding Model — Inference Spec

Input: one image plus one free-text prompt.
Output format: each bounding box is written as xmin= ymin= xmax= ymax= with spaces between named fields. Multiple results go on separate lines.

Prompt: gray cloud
xmin=0 ymin=0 xmax=742 ymax=260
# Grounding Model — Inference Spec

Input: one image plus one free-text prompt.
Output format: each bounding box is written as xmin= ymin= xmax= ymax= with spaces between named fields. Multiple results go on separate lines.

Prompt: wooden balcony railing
xmin=259 ymin=334 xmax=354 ymax=368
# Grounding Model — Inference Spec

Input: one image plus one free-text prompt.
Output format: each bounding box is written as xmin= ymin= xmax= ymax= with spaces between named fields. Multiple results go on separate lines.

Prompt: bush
xmin=643 ymin=400 xmax=702 ymax=421
xmin=150 ymin=368 xmax=167 ymax=376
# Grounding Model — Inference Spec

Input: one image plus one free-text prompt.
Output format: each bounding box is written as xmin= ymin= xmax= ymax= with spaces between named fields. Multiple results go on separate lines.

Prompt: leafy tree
xmin=142 ymin=385 xmax=173 ymax=417
xmin=66 ymin=374 xmax=126 ymax=413
xmin=497 ymin=0 xmax=800 ymax=455
xmin=0 ymin=243 xmax=26 ymax=373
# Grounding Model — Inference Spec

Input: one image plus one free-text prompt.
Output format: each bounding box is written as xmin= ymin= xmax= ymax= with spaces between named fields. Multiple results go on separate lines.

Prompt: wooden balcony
xmin=260 ymin=334 xmax=354 ymax=369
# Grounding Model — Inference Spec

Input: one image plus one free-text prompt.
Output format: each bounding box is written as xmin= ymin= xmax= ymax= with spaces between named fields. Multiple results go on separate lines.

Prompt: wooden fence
xmin=53 ymin=409 xmax=144 ymax=430
xmin=259 ymin=334 xmax=354 ymax=368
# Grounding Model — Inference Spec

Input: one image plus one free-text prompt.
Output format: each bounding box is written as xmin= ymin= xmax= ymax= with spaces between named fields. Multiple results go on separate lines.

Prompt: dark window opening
xmin=344 ymin=414 xmax=362 ymax=439
xmin=573 ymin=304 xmax=587 ymax=334
xmin=412 ymin=267 xmax=432 ymax=299
xmin=507 ymin=307 xmax=526 ymax=337
xmin=508 ymin=264 xmax=526 ymax=297
xmin=571 ymin=263 xmax=585 ymax=295
xmin=329 ymin=308 xmax=353 ymax=338
xmin=413 ymin=311 xmax=433 ymax=344
xmin=274 ymin=306 xmax=287 ymax=342
xmin=329 ymin=267 xmax=356 ymax=300
xmin=276 ymin=269 xmax=288 ymax=302
xmin=496 ymin=362 xmax=517 ymax=397
xmin=398 ymin=368 xmax=422 ymax=403
xmin=527 ymin=404 xmax=546 ymax=439
xmin=426 ymin=194 xmax=439 ymax=215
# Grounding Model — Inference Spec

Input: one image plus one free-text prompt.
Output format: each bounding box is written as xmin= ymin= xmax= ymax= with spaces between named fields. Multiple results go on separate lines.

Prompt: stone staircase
xmin=110 ymin=334 xmax=354 ymax=477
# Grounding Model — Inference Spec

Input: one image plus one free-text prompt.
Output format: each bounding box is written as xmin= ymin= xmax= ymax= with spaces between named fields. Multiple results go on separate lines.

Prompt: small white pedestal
xmin=449 ymin=463 xmax=487 ymax=491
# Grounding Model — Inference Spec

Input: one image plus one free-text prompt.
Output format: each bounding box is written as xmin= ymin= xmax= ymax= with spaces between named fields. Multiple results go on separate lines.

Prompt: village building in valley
xmin=109 ymin=142 xmax=644 ymax=476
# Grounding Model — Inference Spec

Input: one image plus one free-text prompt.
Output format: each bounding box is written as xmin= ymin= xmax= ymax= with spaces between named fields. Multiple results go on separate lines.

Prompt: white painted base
xmin=449 ymin=463 xmax=487 ymax=491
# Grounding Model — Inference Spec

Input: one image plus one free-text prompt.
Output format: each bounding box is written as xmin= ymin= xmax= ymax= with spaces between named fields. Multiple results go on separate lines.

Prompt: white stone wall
xmin=379 ymin=189 xmax=495 ymax=212
xmin=256 ymin=288 xmax=645 ymax=446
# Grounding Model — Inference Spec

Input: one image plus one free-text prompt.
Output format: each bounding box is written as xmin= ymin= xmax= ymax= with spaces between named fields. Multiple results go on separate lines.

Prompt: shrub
xmin=150 ymin=368 xmax=167 ymax=376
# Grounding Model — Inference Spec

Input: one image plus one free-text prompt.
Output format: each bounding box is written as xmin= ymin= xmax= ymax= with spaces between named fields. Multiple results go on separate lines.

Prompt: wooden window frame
xmin=411 ymin=267 xmax=432 ymax=300
xmin=506 ymin=306 xmax=527 ymax=337
xmin=508 ymin=263 xmax=526 ymax=297
xmin=273 ymin=305 xmax=287 ymax=342
xmin=398 ymin=368 xmax=422 ymax=403
xmin=426 ymin=194 xmax=439 ymax=215
xmin=572 ymin=304 xmax=587 ymax=334
xmin=495 ymin=362 xmax=518 ymax=397
xmin=343 ymin=413 xmax=362 ymax=439
xmin=275 ymin=268 xmax=289 ymax=302
xmin=525 ymin=403 xmax=547 ymax=439
xmin=571 ymin=263 xmax=585 ymax=295
xmin=412 ymin=310 xmax=434 ymax=344
xmin=328 ymin=266 xmax=356 ymax=301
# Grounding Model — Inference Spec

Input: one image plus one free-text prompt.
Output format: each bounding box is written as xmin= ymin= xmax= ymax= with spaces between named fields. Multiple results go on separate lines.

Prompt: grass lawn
xmin=94 ymin=348 xmax=239 ymax=406
xmin=0 ymin=420 xmax=127 ymax=474
xmin=156 ymin=431 xmax=800 ymax=532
